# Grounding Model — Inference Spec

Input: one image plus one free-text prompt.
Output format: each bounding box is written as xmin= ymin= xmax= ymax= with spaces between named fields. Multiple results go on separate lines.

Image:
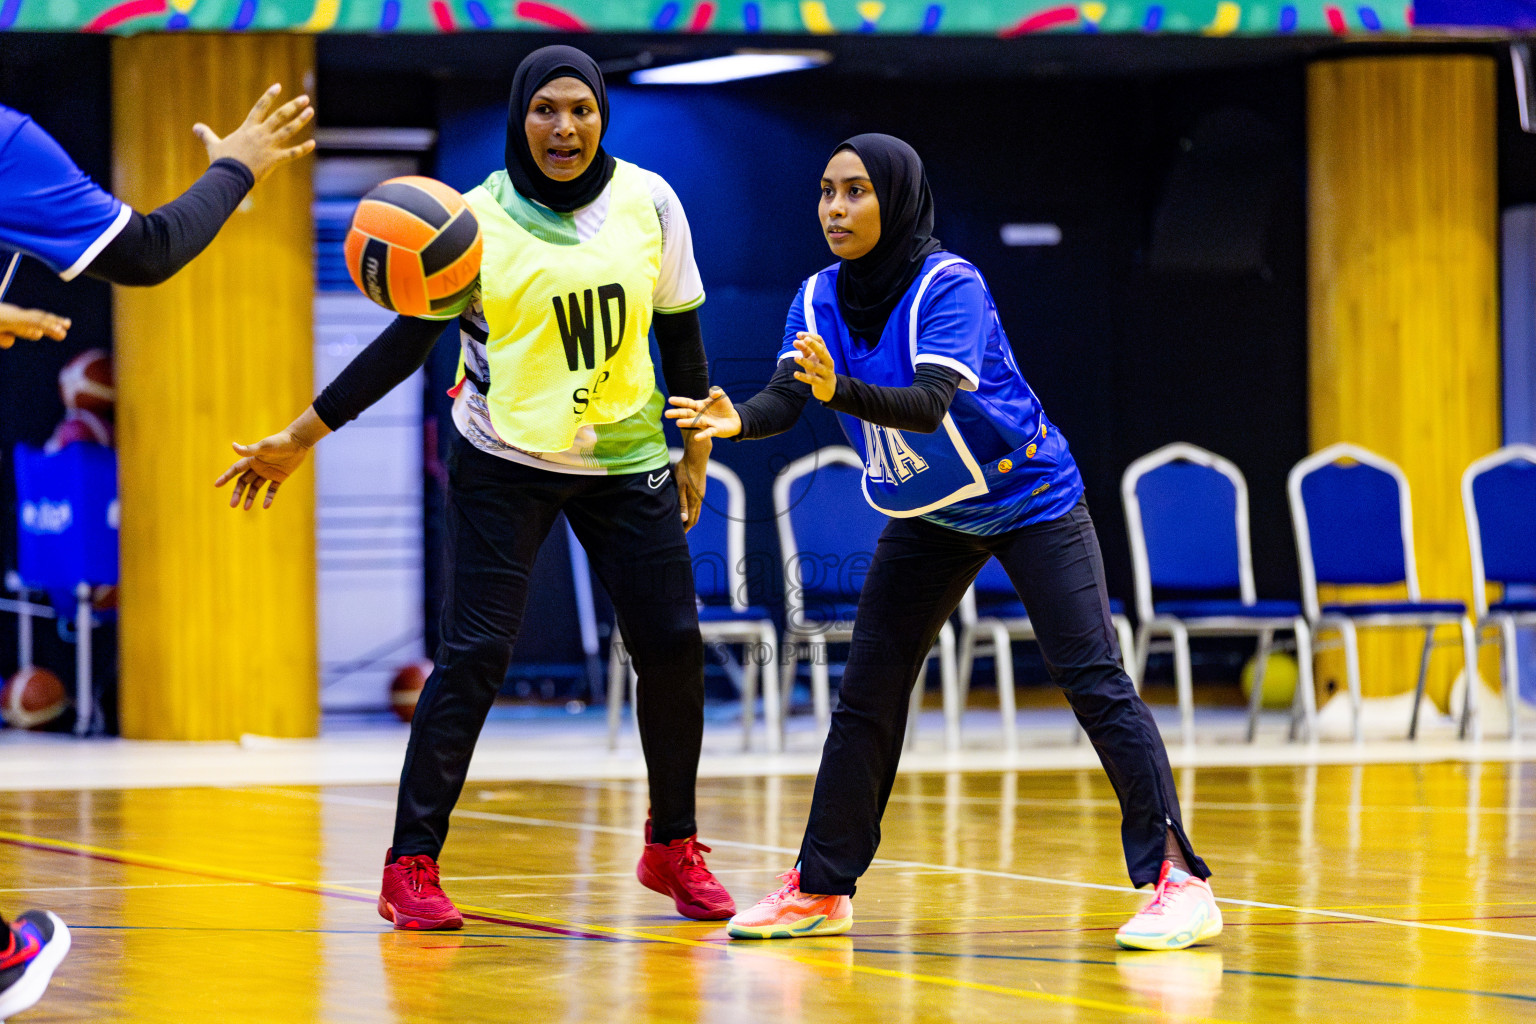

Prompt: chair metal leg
xmin=905 ymin=661 xmax=927 ymax=751
xmin=809 ymin=636 xmax=832 ymax=734
xmin=987 ymin=622 xmax=1017 ymax=753
xmin=957 ymin=622 xmax=977 ymax=703
xmin=939 ymin=624 xmax=961 ymax=753
xmin=1409 ymin=625 xmax=1435 ymax=740
xmin=1170 ymin=622 xmax=1195 ymax=748
xmin=1290 ymin=618 xmax=1319 ymax=743
xmin=1459 ymin=616 xmax=1481 ymax=742
xmin=759 ymin=625 xmax=783 ymax=754
xmin=1500 ymin=617 xmax=1521 ymax=743
xmin=1133 ymin=624 xmax=1151 ymax=692
xmin=1114 ymin=614 xmax=1140 ymax=694
xmin=1338 ymin=619 xmax=1364 ymax=743
xmin=1246 ymin=629 xmax=1274 ymax=743
xmin=628 ymin=665 xmax=639 ymax=739
xmin=739 ymin=642 xmax=759 ymax=753
xmin=780 ymin=637 xmax=799 ymax=725
xmin=606 ymin=635 xmax=627 ymax=751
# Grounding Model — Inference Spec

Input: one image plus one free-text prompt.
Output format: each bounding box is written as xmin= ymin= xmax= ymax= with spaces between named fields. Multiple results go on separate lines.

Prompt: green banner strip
xmin=0 ymin=0 xmax=1412 ymax=40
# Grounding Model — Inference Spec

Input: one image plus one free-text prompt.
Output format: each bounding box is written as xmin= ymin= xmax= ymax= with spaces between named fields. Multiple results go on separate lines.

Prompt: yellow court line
xmin=0 ymin=828 xmax=1240 ymax=1023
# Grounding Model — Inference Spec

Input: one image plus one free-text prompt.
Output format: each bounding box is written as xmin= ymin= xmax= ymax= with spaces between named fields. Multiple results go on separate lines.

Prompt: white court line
xmin=881 ymin=793 xmax=1536 ymax=816
xmin=276 ymin=788 xmax=1536 ymax=944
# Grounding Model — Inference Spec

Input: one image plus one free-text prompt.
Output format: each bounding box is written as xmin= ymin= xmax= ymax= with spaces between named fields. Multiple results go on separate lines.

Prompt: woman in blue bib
xmin=669 ymin=134 xmax=1219 ymax=951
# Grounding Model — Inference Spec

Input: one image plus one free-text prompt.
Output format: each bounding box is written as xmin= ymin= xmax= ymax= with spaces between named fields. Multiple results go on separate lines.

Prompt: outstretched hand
xmin=213 ymin=431 xmax=312 ymax=510
xmin=665 ymin=386 xmax=741 ymax=442
xmin=792 ymin=332 xmax=837 ymax=403
xmin=194 ymin=84 xmax=316 ymax=185
xmin=0 ymin=302 xmax=70 ymax=349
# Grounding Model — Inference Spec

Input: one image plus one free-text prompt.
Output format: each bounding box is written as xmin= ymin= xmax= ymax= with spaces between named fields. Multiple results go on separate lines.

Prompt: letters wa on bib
xmin=782 ymin=253 xmax=1083 ymax=536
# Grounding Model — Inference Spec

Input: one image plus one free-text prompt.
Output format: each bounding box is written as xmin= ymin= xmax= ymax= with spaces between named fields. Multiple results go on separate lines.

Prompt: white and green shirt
xmin=444 ymin=167 xmax=704 ymax=475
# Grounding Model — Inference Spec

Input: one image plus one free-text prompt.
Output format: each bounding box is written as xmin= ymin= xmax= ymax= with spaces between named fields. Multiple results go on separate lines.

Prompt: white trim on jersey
xmin=0 ymin=251 xmax=18 ymax=301
xmin=59 ymin=202 xmax=130 ymax=282
xmin=914 ymin=353 xmax=980 ymax=391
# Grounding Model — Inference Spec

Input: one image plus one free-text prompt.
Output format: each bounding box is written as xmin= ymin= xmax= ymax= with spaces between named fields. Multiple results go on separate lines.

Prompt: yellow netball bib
xmin=460 ymin=160 xmax=661 ymax=453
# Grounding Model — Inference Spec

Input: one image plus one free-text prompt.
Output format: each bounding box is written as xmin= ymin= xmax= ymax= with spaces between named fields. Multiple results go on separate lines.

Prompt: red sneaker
xmin=378 ymin=849 xmax=463 ymax=931
xmin=636 ymin=820 xmax=736 ymax=921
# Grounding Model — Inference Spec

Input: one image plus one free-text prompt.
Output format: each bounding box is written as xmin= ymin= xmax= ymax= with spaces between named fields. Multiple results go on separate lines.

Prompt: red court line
xmin=0 ymin=836 xmax=614 ymax=942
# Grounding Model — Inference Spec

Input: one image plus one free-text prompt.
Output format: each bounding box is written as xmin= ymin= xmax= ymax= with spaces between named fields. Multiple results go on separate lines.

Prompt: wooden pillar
xmin=112 ymin=35 xmax=317 ymax=740
xmin=1307 ymin=55 xmax=1502 ymax=707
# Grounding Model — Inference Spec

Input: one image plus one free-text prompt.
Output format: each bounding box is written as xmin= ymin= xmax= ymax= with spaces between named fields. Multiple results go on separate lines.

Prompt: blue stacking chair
xmin=774 ymin=446 xmax=959 ymax=750
xmin=1123 ymin=443 xmax=1317 ymax=747
xmin=1289 ymin=443 xmax=1478 ymax=742
xmin=956 ymin=560 xmax=1138 ymax=751
xmin=606 ymin=457 xmax=780 ymax=752
xmin=1462 ymin=444 xmax=1536 ymax=741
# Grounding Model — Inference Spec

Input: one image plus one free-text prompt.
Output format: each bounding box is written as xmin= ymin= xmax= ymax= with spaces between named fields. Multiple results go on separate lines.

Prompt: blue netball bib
xmin=782 ymin=254 xmax=1083 ymax=527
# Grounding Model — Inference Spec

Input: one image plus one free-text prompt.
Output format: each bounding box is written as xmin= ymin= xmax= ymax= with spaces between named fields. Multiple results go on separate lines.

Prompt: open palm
xmin=665 ymin=387 xmax=740 ymax=441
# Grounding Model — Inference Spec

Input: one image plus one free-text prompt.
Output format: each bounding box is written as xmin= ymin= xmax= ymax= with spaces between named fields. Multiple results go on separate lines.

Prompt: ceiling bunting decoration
xmin=2 ymin=0 xmax=1417 ymax=36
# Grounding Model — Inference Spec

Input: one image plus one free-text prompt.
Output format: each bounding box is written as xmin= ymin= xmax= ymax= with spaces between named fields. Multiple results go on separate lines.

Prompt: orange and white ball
xmin=345 ymin=177 xmax=481 ymax=317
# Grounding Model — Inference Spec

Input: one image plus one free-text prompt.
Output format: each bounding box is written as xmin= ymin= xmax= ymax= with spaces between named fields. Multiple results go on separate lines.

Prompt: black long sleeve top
xmin=736 ymin=360 xmax=962 ymax=440
xmin=84 ymin=159 xmax=255 ymax=286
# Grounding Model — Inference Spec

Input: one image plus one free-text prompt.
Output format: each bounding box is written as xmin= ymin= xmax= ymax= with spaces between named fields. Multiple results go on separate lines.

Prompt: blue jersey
xmin=780 ymin=253 xmax=1084 ymax=535
xmin=0 ymin=104 xmax=128 ymax=295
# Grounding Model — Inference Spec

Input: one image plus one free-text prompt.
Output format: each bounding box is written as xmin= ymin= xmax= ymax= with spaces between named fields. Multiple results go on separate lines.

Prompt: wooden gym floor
xmin=0 ymin=761 xmax=1531 ymax=1023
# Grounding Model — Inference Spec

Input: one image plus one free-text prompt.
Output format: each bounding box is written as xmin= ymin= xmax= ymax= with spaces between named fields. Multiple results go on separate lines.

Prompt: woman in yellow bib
xmin=215 ymin=46 xmax=735 ymax=929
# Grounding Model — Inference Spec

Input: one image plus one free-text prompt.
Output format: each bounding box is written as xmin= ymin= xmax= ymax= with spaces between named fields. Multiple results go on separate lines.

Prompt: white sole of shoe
xmin=0 ymin=913 xmax=70 ymax=1021
xmin=727 ymin=914 xmax=853 ymax=940
xmin=1115 ymin=907 xmax=1223 ymax=951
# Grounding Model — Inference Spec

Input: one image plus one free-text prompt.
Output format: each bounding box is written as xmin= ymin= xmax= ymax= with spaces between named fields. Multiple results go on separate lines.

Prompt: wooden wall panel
xmin=1307 ymin=55 xmax=1501 ymax=707
xmin=112 ymin=35 xmax=317 ymax=740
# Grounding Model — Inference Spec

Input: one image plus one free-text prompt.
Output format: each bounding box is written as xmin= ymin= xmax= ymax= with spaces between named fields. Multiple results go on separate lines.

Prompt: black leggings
xmin=797 ymin=499 xmax=1209 ymax=895
xmin=393 ymin=435 xmax=705 ymax=857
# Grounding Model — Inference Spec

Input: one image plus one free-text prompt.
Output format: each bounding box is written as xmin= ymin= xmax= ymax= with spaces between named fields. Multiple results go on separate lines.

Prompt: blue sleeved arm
xmin=0 ymin=108 xmax=127 ymax=280
xmin=776 ymin=279 xmax=810 ymax=363
xmin=911 ymin=266 xmax=987 ymax=392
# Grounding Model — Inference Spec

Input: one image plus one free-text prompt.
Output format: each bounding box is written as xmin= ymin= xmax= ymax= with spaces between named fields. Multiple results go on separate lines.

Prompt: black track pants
xmin=796 ymin=499 xmax=1209 ymax=895
xmin=392 ymin=435 xmax=705 ymax=857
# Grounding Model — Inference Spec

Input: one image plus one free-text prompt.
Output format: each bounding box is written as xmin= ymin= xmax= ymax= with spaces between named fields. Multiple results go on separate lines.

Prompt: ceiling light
xmin=631 ymin=51 xmax=830 ymax=85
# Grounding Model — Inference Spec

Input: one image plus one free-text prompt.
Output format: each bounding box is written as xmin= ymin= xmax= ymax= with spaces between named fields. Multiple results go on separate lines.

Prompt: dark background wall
xmin=422 ymin=62 xmax=1313 ymax=632
xmin=0 ymin=33 xmax=1341 ymax=697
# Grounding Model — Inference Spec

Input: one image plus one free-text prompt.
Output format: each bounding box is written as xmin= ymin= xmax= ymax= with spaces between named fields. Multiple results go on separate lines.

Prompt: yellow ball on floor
xmin=1240 ymin=651 xmax=1298 ymax=709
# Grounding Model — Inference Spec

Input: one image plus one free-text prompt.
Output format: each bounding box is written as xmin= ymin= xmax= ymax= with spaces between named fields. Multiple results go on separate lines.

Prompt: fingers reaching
xmin=0 ymin=303 xmax=71 ymax=343
xmin=213 ymin=456 xmax=250 ymax=489
xmin=245 ymin=83 xmax=282 ymax=127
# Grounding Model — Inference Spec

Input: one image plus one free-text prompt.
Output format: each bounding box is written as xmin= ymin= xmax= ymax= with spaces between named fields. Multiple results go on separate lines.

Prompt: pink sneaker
xmin=1115 ymin=861 xmax=1222 ymax=950
xmin=378 ymin=849 xmax=463 ymax=931
xmin=727 ymin=869 xmax=852 ymax=940
xmin=636 ymin=820 xmax=736 ymax=921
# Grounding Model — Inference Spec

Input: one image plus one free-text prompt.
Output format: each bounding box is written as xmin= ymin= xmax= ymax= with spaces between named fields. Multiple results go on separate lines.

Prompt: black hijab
xmin=831 ymin=134 xmax=944 ymax=343
xmin=505 ymin=45 xmax=617 ymax=212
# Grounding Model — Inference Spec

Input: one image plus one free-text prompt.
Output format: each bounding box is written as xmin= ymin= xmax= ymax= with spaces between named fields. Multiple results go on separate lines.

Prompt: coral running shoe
xmin=636 ymin=821 xmax=736 ymax=921
xmin=0 ymin=910 xmax=70 ymax=1021
xmin=1115 ymin=861 xmax=1222 ymax=951
xmin=378 ymin=849 xmax=463 ymax=931
xmin=727 ymin=869 xmax=852 ymax=940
